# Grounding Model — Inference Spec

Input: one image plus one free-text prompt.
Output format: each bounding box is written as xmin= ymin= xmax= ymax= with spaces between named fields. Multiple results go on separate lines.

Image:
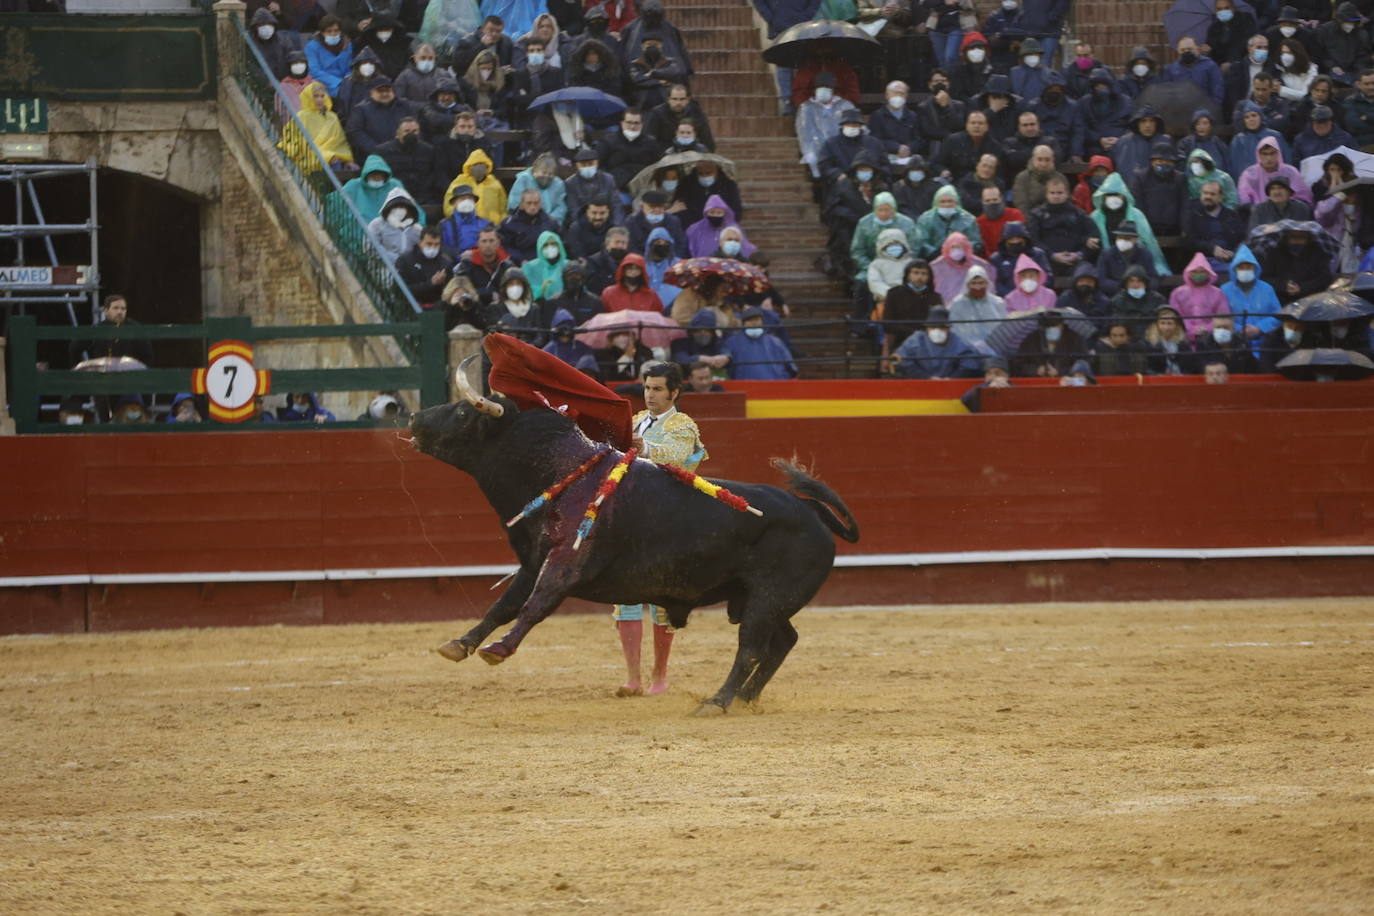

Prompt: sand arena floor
xmin=1 ymin=598 xmax=1371 ymax=915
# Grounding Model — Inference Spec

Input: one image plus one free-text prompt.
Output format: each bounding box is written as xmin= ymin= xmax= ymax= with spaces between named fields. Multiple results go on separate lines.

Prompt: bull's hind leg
xmin=436 ymin=566 xmax=537 ymax=662
xmin=736 ymin=619 xmax=799 ymax=705
xmin=694 ymin=616 xmax=773 ymax=715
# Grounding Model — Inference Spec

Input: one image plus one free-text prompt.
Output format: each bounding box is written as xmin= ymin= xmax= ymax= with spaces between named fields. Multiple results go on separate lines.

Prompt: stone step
xmin=692 ymin=95 xmax=781 ymax=117
xmin=693 ymin=47 xmax=771 ymax=72
xmin=679 ymin=27 xmax=763 ymax=50
xmin=692 ymin=71 xmax=777 ymax=94
xmin=709 ymin=116 xmax=792 ymax=139
xmin=669 ymin=6 xmax=758 ymax=28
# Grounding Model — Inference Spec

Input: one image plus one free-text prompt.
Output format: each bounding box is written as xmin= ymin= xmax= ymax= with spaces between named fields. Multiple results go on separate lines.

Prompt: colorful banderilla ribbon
xmin=654 ymin=462 xmax=764 ymax=517
xmin=506 ymin=446 xmax=612 ymax=527
xmin=572 ymin=447 xmax=638 ymax=550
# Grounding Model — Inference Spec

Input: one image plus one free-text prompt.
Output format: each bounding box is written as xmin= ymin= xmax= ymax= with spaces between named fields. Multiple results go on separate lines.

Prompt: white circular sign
xmin=204 ymin=352 xmax=257 ymax=411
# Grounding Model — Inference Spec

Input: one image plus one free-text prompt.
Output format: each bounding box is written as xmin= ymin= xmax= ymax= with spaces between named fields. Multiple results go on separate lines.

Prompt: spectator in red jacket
xmin=600 ymin=252 xmax=664 ymax=312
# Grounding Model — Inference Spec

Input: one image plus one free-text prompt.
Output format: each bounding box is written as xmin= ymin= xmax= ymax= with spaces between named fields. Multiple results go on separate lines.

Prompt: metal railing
xmin=7 ymin=312 xmax=448 ymax=433
xmin=219 ymin=12 xmax=423 ymax=347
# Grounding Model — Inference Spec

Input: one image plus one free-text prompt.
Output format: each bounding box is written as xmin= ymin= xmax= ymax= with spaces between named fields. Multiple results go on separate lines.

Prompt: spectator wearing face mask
xmin=1237 ymin=136 xmax=1312 ymax=208
xmin=1061 ymin=40 xmax=1107 ymax=99
xmin=1028 ymin=70 xmax=1075 ymax=151
xmin=850 ymin=191 xmax=918 ymax=281
xmin=418 ymin=78 xmax=467 ymax=141
xmin=626 ymin=189 xmax=688 ymax=259
xmin=1028 ymin=175 xmax=1099 ymax=276
xmin=1090 ymin=173 xmax=1169 ymax=275
xmin=1256 ymin=314 xmax=1309 ymax=372
xmin=1204 ymin=0 xmax=1257 ymax=69
xmin=354 ymin=15 xmax=412 ymax=78
xmin=1184 ymin=148 xmax=1237 ymax=209
xmin=1010 ymin=39 xmax=1050 ymax=103
xmin=602 ymin=253 xmax=664 ymax=313
xmin=1003 ymin=252 xmax=1057 ymax=315
xmin=1265 ymin=7 xmax=1320 ymax=68
xmin=1058 ymin=359 xmax=1097 ymax=387
xmin=1127 ymin=141 xmax=1187 ymax=239
xmin=1176 ymin=111 xmax=1231 ymax=179
xmin=544 ymin=262 xmax=605 ymax=326
xmin=866 ymin=228 xmax=912 ymax=317
xmin=1193 ymin=315 xmax=1257 ymax=374
xmin=1107 ymin=265 xmax=1164 ymax=340
xmin=439 ymin=184 xmax=492 ymax=254
xmin=251 ymin=8 xmax=292 ymax=79
xmin=523 ymin=230 xmax=571 ymax=302
xmin=1118 ymin=46 xmax=1161 ymax=101
xmin=981 ymin=0 xmax=1026 ymax=72
xmin=1316 ymin=3 xmax=1372 ymax=85
xmin=867 ymin=81 xmax=923 ymax=162
xmin=1292 ymin=104 xmax=1356 ymax=164
xmin=946 ymin=264 xmax=1005 ymax=345
xmin=499 ymin=188 xmax=563 ymax=263
xmin=585 ymin=228 xmax=631 ymax=296
xmin=987 ymin=222 xmax=1051 ymax=296
xmin=913 ymin=186 xmax=980 ymax=262
xmin=510 ymin=36 xmax=567 ymax=128
xmin=948 ymin=31 xmax=993 ymax=102
xmin=394 ymin=44 xmax=443 ymax=104
xmin=305 ymin=15 xmax=354 ymax=96
xmin=1219 ymin=245 xmax=1281 ymax=347
xmin=544 ymin=308 xmax=599 ymax=370
xmin=280 ymin=392 xmax=337 ymax=423
xmin=367 ymin=187 xmax=423 ymax=264
xmin=1057 ymin=261 xmax=1111 ymax=324
xmin=1095 ymin=221 xmax=1159 ymax=299
xmin=685 ymin=195 xmax=751 ymax=260
xmin=818 ymin=109 xmax=887 ymax=184
xmin=628 ymin=38 xmax=687 ymax=111
xmin=1071 ymin=68 xmax=1132 ymax=160
xmin=925 ymin=1 xmax=979 ymax=73
xmin=565 ymin=199 xmax=616 ymax=260
xmin=889 ymin=305 xmax=982 ymax=379
xmin=332 ymin=47 xmax=384 ymax=123
xmin=485 ymin=269 xmax=548 ymax=346
xmin=596 ymin=328 xmax=656 ymax=382
xmin=597 ymin=109 xmax=660 ymax=190
xmin=1012 ymin=310 xmax=1087 ymax=378
xmin=795 ymin=72 xmax=846 ymax=179
xmin=418 ymin=0 xmax=483 ymax=57
xmin=915 ymin=69 xmax=968 ymax=148
xmin=508 ymin=153 xmax=569 ymax=226
xmin=1248 ymin=175 xmax=1313 ymax=229
xmin=643 ymin=226 xmax=682 ymax=307
xmin=878 ymin=258 xmax=942 ymax=358
xmin=280 ymin=52 xmax=315 ymax=110
xmin=1112 ymin=106 xmax=1167 ymax=181
xmin=376 ymin=116 xmax=439 ymax=208
xmin=397 ymin=225 xmax=457 ymax=307
xmin=456 ymin=226 xmax=518 ymax=307
xmin=975 ymin=186 xmax=1023 ymax=253
xmin=280 ymin=81 xmax=354 ymax=175
xmin=335 ymin=154 xmax=407 ymax=222
xmin=347 ymin=76 xmax=416 ymax=161
xmin=1169 ymin=252 xmax=1230 ymax=341
xmin=443 ymin=148 xmax=506 ymax=223
xmin=670 ymin=309 xmax=729 ymax=375
xmin=930 ymin=231 xmax=991 ymax=305
xmin=1093 ymin=322 xmax=1150 ymax=375
xmin=893 ymin=156 xmax=939 ymax=218
xmin=721 ymin=308 xmax=797 ymax=380
xmin=957 ymin=152 xmax=1005 ymax=217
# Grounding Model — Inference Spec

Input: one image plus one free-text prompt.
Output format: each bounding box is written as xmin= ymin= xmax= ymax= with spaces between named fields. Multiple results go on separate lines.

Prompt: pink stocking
xmin=615 ymin=619 xmax=643 ymax=696
xmin=648 ymin=624 xmax=674 ymax=695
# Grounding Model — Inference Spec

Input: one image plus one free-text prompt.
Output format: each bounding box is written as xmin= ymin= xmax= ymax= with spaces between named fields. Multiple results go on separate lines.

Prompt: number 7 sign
xmin=191 ymin=340 xmax=271 ymax=422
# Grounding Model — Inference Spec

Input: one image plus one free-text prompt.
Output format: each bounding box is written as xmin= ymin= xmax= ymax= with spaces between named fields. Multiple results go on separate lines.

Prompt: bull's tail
xmin=771 ymin=457 xmax=860 ymax=543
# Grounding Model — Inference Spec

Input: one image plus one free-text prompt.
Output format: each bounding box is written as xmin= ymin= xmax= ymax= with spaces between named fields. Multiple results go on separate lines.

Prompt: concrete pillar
xmin=447 ymin=325 xmax=483 ymax=401
xmin=214 ymin=0 xmax=247 ymax=82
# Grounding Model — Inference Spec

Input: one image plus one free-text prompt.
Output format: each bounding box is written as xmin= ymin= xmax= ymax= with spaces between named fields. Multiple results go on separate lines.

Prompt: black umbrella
xmin=1275 ymin=347 xmax=1374 ymax=380
xmin=762 ymin=20 xmax=881 ymax=67
xmin=1138 ymin=82 xmax=1221 ymax=136
xmin=1285 ymin=289 xmax=1374 ymax=323
xmin=1347 ymin=271 xmax=1374 ymax=306
xmin=1246 ymin=219 xmax=1341 ymax=261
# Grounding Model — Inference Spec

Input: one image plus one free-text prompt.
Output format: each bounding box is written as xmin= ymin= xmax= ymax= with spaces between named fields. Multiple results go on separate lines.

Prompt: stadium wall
xmin=2 ymin=409 xmax=1372 ymax=634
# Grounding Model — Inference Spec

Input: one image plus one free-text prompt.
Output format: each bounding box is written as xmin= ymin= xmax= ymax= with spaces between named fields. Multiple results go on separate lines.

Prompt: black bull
xmin=408 ymin=398 xmax=860 ymax=712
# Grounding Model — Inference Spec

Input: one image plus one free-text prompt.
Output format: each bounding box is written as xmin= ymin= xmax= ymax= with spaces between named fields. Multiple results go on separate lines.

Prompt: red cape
xmin=484 ymin=333 xmax=633 ymax=450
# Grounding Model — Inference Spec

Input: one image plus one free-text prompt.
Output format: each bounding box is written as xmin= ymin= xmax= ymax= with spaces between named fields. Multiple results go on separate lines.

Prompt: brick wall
xmin=1069 ymin=0 xmax=1173 ymax=71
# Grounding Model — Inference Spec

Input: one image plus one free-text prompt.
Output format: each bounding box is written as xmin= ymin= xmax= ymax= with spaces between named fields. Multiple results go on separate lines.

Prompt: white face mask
xmin=622 ymin=128 xmax=641 ymax=141
xmin=1342 ymin=22 xmax=1356 ymax=33
xmin=1019 ymin=277 xmax=1039 ymax=293
xmin=479 ymin=68 xmax=494 ymax=81
xmin=887 ymin=95 xmax=906 ymax=109
xmin=1024 ymin=55 xmax=1041 ymax=68
xmin=506 ymin=300 xmax=531 ymax=317
xmin=376 ymin=30 xmax=394 ymax=42
xmin=360 ymin=63 xmax=376 ymax=78
xmin=967 ymin=48 xmax=986 ymax=63
xmin=506 ymin=284 xmax=526 ymax=301
xmin=699 ymin=175 xmax=716 ymax=187
xmin=1190 ymin=160 xmax=1207 ymax=176
xmin=1044 ymin=325 xmax=1062 ymax=342
xmin=884 ymin=244 xmax=905 ymax=258
xmin=290 ymin=62 xmax=308 ymax=76
xmin=1212 ymin=327 xmax=1233 ymax=345
xmin=543 ymin=244 xmax=560 ymax=260
xmin=421 ymin=245 xmax=440 ymax=258
xmin=1283 ymin=327 xmax=1301 ymax=344
xmin=1280 ymin=53 xmax=1295 ymax=68
xmin=386 ymin=209 xmax=414 ymax=228
xmin=1235 ymin=268 xmax=1255 ymax=284
xmin=927 ymin=328 xmax=949 ymax=344
xmin=815 ymin=87 xmax=833 ymax=103
xmin=257 ymin=25 xmax=275 ymax=40
xmin=1105 ymin=196 xmax=1124 ymax=211
xmin=1002 ymin=0 xmax=1017 ymax=8
xmin=63 ymin=414 xmax=84 ymax=425
xmin=1065 ymin=376 xmax=1087 ymax=386
xmin=1115 ymin=238 xmax=1135 ymax=252
xmin=417 ymin=59 xmax=435 ymax=73
xmin=661 ymin=179 xmax=679 ymax=191
xmin=366 ymin=177 xmax=386 ymax=188
xmin=842 ymin=125 xmax=861 ymax=138
xmin=324 ymin=33 xmax=342 ymax=46
xmin=721 ymin=240 xmax=741 ymax=256
xmin=455 ymin=198 xmax=476 ymax=214
xmin=949 ymin=247 xmax=966 ymax=262
xmin=1132 ymin=63 xmax=1149 ymax=77
xmin=1279 ymin=25 xmax=1296 ymax=37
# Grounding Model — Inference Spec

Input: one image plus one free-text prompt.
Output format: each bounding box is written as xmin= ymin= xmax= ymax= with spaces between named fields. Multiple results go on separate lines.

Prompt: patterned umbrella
xmin=577 ymin=311 xmax=686 ymax=351
xmin=663 ymin=257 xmax=770 ymax=296
xmin=1246 ymin=219 xmax=1340 ymax=261
xmin=982 ymin=307 xmax=1097 ymax=357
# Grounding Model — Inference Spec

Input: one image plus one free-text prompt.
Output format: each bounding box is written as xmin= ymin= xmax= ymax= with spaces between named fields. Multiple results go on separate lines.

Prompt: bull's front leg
xmin=435 ymin=565 xmax=538 ymax=663
xmin=476 ymin=548 xmax=578 ymax=665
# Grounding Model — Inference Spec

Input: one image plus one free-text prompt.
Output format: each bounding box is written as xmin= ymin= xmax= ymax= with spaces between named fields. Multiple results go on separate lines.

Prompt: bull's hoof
xmin=691 ymin=700 xmax=728 ymax=717
xmin=435 ymin=639 xmax=473 ymax=663
xmin=477 ymin=642 xmax=512 ymax=665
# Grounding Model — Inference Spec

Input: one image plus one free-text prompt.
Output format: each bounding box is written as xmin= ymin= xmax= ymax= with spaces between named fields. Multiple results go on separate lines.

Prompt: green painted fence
xmin=7 ymin=312 xmax=449 ymax=433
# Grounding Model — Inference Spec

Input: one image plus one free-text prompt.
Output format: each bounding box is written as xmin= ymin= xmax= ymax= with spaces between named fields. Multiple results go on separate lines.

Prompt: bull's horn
xmin=455 ymin=355 xmax=504 ymax=417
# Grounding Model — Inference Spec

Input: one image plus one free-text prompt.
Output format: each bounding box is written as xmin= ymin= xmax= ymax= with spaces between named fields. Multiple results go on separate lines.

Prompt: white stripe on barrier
xmin=3 ymin=545 xmax=1374 ymax=588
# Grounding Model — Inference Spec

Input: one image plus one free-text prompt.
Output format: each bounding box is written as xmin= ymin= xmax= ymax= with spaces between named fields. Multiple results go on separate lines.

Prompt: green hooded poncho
xmin=1091 ymin=172 xmax=1169 ymax=275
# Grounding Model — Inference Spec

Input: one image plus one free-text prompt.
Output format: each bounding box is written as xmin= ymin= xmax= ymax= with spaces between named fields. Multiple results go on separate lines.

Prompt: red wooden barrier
xmin=2 ymin=404 xmax=1372 ymax=633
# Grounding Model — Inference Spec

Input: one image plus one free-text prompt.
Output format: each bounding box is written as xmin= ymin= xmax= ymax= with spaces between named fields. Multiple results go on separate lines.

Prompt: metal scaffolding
xmin=0 ymin=158 xmax=100 ymax=328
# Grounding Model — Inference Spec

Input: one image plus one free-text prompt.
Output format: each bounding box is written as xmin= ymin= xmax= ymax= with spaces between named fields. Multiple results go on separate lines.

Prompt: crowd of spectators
xmin=250 ymin=0 xmax=799 ymax=382
xmin=765 ymin=0 xmax=1374 ymax=379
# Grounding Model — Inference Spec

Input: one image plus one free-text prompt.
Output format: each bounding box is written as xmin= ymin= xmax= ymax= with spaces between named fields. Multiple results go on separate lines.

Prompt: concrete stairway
xmin=666 ymin=0 xmax=860 ymax=377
